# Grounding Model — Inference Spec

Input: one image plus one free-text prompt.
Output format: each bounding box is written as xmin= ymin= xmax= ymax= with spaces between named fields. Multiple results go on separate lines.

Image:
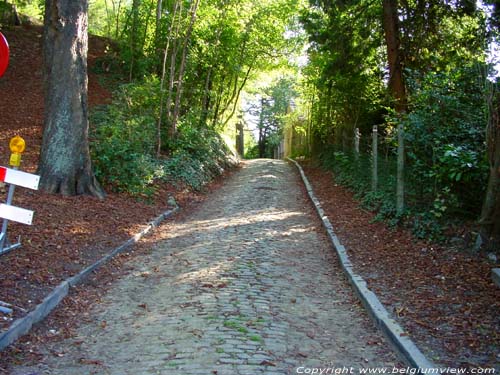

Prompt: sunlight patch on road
xmin=164 ymin=209 xmax=304 ymax=241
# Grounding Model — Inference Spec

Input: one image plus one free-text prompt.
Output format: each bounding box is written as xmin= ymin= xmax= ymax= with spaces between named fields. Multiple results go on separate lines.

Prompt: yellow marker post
xmin=9 ymin=135 xmax=25 ymax=167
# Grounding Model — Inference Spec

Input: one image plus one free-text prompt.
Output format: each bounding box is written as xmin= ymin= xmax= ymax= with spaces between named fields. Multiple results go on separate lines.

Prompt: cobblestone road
xmin=14 ymin=159 xmax=399 ymax=375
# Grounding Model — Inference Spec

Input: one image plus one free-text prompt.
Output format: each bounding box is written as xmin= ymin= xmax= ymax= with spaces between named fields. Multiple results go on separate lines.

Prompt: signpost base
xmin=0 ymin=232 xmax=21 ymax=255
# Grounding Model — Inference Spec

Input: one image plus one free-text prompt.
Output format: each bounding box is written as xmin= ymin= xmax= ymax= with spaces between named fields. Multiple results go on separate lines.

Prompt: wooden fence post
xmin=372 ymin=125 xmax=378 ymax=192
xmin=354 ymin=128 xmax=360 ymax=160
xmin=396 ymin=122 xmax=405 ymax=214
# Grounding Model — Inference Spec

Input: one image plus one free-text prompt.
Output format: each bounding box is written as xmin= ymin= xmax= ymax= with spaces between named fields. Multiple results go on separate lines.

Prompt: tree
xmin=382 ymin=0 xmax=406 ymax=215
xmin=252 ymin=77 xmax=296 ymax=158
xmin=479 ymin=2 xmax=500 ymax=249
xmin=38 ymin=0 xmax=104 ymax=198
xmin=170 ymin=0 xmax=200 ymax=136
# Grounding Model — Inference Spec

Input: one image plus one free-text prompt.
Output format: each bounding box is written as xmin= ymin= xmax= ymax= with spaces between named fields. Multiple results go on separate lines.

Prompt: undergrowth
xmin=90 ymin=80 xmax=237 ymax=197
xmin=318 ymin=144 xmax=486 ymax=241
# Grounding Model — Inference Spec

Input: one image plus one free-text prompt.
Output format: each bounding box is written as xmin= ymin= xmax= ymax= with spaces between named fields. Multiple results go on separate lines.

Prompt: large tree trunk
xmin=382 ymin=0 xmax=407 ymax=214
xmin=39 ymin=0 xmax=104 ymax=198
xmin=479 ymin=88 xmax=500 ymax=249
xmin=478 ymin=2 xmax=500 ymax=250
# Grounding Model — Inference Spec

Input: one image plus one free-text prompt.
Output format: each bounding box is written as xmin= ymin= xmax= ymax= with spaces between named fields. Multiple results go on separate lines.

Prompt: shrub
xmin=317 ymin=66 xmax=489 ymax=240
xmin=90 ymin=80 xmax=236 ymax=197
xmin=90 ymin=79 xmax=161 ymax=196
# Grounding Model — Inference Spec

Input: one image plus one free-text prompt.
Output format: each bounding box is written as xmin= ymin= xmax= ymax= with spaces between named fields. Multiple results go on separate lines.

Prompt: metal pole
xmin=0 ymin=166 xmax=20 ymax=254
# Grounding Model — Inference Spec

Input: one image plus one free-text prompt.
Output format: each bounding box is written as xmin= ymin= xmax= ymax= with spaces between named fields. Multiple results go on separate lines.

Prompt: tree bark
xmin=165 ymin=0 xmax=183 ymax=135
xmin=39 ymin=0 xmax=104 ymax=198
xmin=479 ymin=88 xmax=500 ymax=249
xmin=478 ymin=2 xmax=500 ymax=250
xmin=382 ymin=0 xmax=407 ymax=214
xmin=128 ymin=0 xmax=141 ymax=81
xmin=221 ymin=63 xmax=254 ymax=128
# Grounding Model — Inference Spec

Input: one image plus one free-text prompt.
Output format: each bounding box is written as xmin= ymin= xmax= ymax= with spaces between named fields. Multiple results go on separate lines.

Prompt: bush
xmin=90 ymin=79 xmax=161 ymax=196
xmin=90 ymin=80 xmax=236 ymax=197
xmin=403 ymin=66 xmax=488 ymax=219
xmin=165 ymin=123 xmax=236 ymax=190
xmin=317 ymin=65 xmax=489 ymax=240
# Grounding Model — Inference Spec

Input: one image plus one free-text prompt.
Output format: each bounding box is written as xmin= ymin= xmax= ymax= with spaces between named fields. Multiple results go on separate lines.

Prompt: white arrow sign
xmin=0 ymin=203 xmax=34 ymax=225
xmin=0 ymin=166 xmax=40 ymax=190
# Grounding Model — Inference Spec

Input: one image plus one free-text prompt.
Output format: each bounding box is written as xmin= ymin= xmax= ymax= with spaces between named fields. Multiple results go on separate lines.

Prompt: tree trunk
xmin=115 ymin=0 xmax=122 ymax=39
xmin=199 ymin=5 xmax=227 ymax=127
xmin=128 ymin=0 xmax=141 ymax=81
xmin=165 ymin=0 xmax=183 ymax=135
xmin=211 ymin=76 xmax=226 ymax=126
xmin=221 ymin=63 xmax=254 ymax=128
xmin=39 ymin=0 xmax=104 ymax=198
xmin=479 ymin=88 xmax=500 ymax=249
xmin=170 ymin=0 xmax=200 ymax=136
xmin=382 ymin=0 xmax=407 ymax=214
xmin=236 ymin=121 xmax=244 ymax=156
xmin=104 ymin=0 xmax=112 ymax=37
xmin=155 ymin=0 xmax=162 ymax=42
xmin=258 ymin=97 xmax=266 ymax=158
xmin=157 ymin=0 xmax=180 ymax=155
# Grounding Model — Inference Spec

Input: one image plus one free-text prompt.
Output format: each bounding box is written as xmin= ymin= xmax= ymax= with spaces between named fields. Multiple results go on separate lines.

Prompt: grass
xmin=249 ymin=334 xmax=263 ymax=342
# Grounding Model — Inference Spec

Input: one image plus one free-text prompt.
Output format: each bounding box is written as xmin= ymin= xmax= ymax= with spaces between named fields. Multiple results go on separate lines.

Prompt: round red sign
xmin=0 ymin=32 xmax=10 ymax=78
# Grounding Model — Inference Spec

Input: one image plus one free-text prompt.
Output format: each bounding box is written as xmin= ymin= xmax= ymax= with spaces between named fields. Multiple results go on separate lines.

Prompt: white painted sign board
xmin=0 ymin=204 xmax=34 ymax=225
xmin=0 ymin=167 xmax=40 ymax=190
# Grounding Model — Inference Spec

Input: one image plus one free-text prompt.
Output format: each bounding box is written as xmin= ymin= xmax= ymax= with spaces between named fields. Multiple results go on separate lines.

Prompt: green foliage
xmin=90 ymin=80 xmax=235 ymax=197
xmin=246 ymin=76 xmax=298 ymax=158
xmin=403 ymin=66 xmax=489 ymax=218
xmin=165 ymin=122 xmax=236 ymax=191
xmin=5 ymin=0 xmax=43 ymax=21
xmin=298 ymin=0 xmax=492 ymax=240
xmin=317 ymin=65 xmax=489 ymax=240
xmin=90 ymin=79 xmax=161 ymax=196
xmin=245 ymin=145 xmax=260 ymax=159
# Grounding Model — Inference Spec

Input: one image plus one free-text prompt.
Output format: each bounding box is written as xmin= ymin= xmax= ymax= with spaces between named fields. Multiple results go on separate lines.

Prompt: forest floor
xmin=0 ymin=24 xmax=498 ymax=372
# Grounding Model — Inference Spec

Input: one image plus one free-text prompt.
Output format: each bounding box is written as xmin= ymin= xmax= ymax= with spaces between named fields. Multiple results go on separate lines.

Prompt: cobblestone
xmin=12 ymin=159 xmax=399 ymax=375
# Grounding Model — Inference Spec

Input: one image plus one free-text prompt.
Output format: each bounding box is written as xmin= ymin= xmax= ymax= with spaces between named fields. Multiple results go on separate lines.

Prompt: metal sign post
xmin=0 ymin=136 xmax=40 ymax=255
xmin=0 ymin=173 xmax=21 ymax=253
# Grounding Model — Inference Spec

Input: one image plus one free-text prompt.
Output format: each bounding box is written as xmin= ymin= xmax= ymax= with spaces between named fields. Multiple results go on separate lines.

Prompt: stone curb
xmin=0 ymin=206 xmax=179 ymax=352
xmin=492 ymin=268 xmax=500 ymax=288
xmin=288 ymin=158 xmax=435 ymax=369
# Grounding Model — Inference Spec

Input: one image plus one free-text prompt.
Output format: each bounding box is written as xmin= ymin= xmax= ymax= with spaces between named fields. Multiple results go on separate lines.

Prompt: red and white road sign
xmin=0 ymin=32 xmax=9 ymax=78
xmin=0 ymin=166 xmax=40 ymax=190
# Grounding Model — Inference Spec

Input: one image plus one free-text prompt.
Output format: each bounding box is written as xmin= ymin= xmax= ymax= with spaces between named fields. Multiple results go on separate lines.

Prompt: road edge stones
xmin=0 ymin=206 xmax=179 ymax=352
xmin=288 ymin=158 xmax=435 ymax=370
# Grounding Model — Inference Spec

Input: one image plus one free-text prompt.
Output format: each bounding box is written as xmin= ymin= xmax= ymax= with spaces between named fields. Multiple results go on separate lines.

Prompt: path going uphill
xmin=13 ymin=159 xmax=399 ymax=375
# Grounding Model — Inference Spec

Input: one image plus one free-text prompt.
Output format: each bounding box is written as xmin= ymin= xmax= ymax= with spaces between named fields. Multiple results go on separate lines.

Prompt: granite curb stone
xmin=288 ymin=157 xmax=435 ymax=370
xmin=492 ymin=268 xmax=500 ymax=288
xmin=0 ymin=206 xmax=179 ymax=352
